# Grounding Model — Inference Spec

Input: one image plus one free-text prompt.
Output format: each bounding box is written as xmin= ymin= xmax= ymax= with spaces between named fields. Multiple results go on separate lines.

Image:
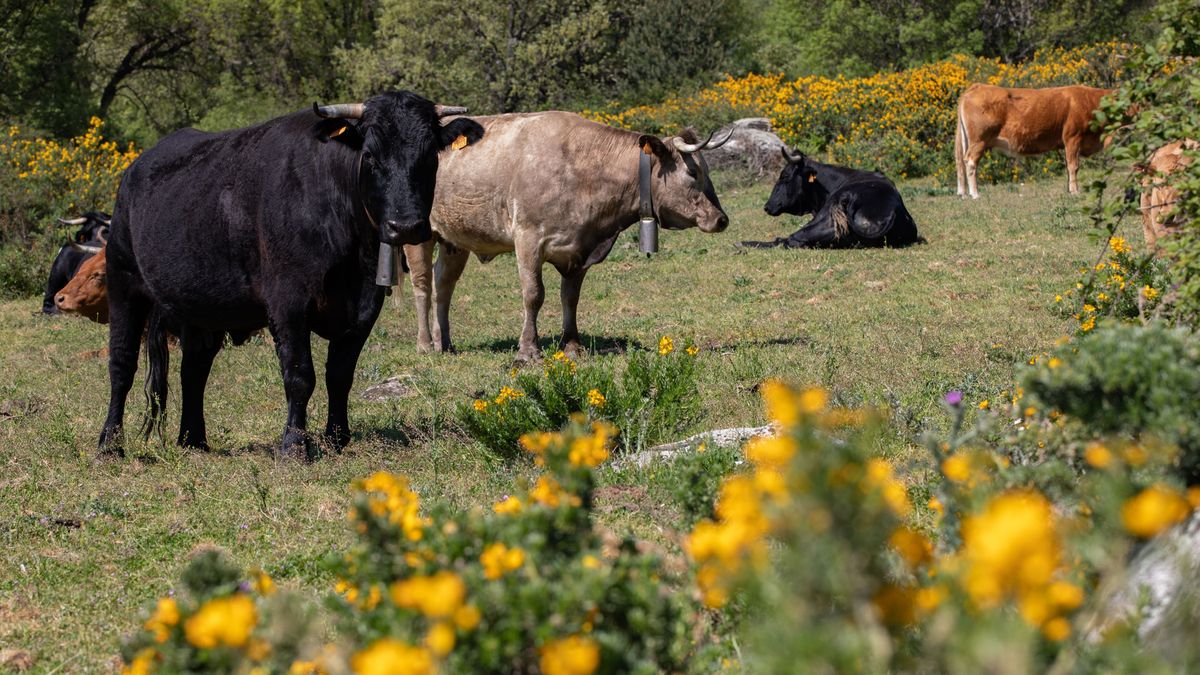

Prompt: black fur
xmin=99 ymin=91 xmax=483 ymax=458
xmin=40 ymin=211 xmax=110 ymax=314
xmin=743 ymin=153 xmax=923 ymax=249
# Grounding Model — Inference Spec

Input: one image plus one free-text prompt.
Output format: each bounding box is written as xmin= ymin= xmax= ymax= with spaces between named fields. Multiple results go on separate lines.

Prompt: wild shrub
xmin=456 ymin=339 xmax=701 ymax=458
xmin=1055 ymin=235 xmax=1171 ymax=334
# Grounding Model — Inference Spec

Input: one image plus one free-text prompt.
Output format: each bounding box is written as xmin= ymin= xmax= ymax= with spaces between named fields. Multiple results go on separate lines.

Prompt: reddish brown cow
xmin=54 ymin=245 xmax=109 ymax=323
xmin=955 ymin=83 xmax=1113 ymax=198
xmin=1139 ymin=139 xmax=1197 ymax=251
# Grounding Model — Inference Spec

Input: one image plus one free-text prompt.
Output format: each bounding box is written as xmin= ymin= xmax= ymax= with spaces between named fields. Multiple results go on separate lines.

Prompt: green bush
xmin=456 ymin=340 xmax=701 ymax=458
xmin=1022 ymin=322 xmax=1200 ymax=480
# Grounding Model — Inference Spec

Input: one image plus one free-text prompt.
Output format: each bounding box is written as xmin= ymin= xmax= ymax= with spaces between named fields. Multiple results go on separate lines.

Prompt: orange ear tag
xmin=642 ymin=143 xmax=653 ymax=155
xmin=329 ymin=125 xmax=348 ymax=139
xmin=451 ymin=135 xmax=468 ymax=150
xmin=808 ymin=174 xmax=816 ymax=183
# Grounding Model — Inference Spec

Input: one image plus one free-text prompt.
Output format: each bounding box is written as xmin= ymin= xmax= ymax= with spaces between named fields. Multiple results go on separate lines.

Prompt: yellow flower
xmin=1109 ymin=236 xmax=1129 ymax=254
xmin=454 ymin=604 xmax=482 ymax=630
xmin=531 ymin=475 xmax=567 ymax=507
xmin=978 ymin=399 xmax=990 ymax=410
xmin=941 ymin=454 xmax=971 ymax=483
xmin=743 ymin=434 xmax=796 ymax=470
xmin=798 ymin=387 xmax=829 ymax=415
xmin=760 ymin=380 xmax=798 ymax=427
xmin=540 ymin=635 xmax=600 ymax=675
xmin=184 ymin=594 xmax=257 ymax=648
xmin=251 ymin=569 xmax=275 ymax=595
xmin=425 ymin=622 xmax=456 ymax=657
xmin=568 ymin=422 xmax=615 ymax=467
xmin=351 ymin=639 xmax=434 ymax=675
xmin=586 ymin=388 xmax=606 ymax=407
xmin=889 ymin=527 xmax=932 ymax=569
xmin=1124 ymin=445 xmax=1149 ymax=466
xmin=1042 ymin=616 xmax=1071 ymax=641
xmin=686 ymin=344 xmax=699 ymax=356
xmin=658 ymin=335 xmax=675 ymax=355
xmin=582 ymin=554 xmax=601 ymax=569
xmin=473 ymin=399 xmax=488 ymax=412
xmin=865 ymin=459 xmax=911 ymax=517
xmin=1143 ymin=285 xmax=1159 ymax=301
xmin=480 ymin=542 xmax=526 ymax=580
xmin=122 ymin=648 xmax=158 ymax=675
xmin=961 ymin=490 xmax=1060 ymax=610
xmin=1084 ymin=442 xmax=1113 ymax=469
xmin=493 ymin=495 xmax=523 ymax=514
xmin=1121 ymin=484 xmax=1191 ymax=538
xmin=144 ymin=597 xmax=179 ymax=643
xmin=389 ymin=571 xmax=467 ymax=618
xmin=928 ymin=496 xmax=944 ymax=518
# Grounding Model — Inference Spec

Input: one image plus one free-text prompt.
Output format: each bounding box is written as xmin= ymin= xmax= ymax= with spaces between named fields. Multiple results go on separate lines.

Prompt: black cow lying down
xmin=101 ymin=91 xmax=483 ymax=459
xmin=740 ymin=149 xmax=924 ymax=249
xmin=41 ymin=212 xmax=109 ymax=314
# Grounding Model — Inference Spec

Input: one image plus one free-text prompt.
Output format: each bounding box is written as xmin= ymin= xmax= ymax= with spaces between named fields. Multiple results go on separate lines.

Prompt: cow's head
xmin=57 ymin=212 xmax=110 ymax=244
xmin=314 ymin=92 xmax=484 ymax=245
xmin=765 ymin=148 xmax=828 ymax=217
xmin=637 ymin=128 xmax=731 ymax=233
xmin=55 ymin=244 xmax=108 ymax=323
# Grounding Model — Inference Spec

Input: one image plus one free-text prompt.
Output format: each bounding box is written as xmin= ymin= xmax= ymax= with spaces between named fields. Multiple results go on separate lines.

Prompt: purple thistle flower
xmin=944 ymin=390 xmax=963 ymax=406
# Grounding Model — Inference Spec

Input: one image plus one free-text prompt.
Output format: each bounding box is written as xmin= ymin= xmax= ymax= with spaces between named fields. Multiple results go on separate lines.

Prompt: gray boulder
xmin=703 ymin=118 xmax=788 ymax=177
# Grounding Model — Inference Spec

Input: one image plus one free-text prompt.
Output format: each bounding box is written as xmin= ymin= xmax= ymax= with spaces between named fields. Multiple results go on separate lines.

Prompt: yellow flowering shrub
xmin=583 ymin=43 xmax=1126 ymax=183
xmin=1 ymin=117 xmax=139 ymax=295
xmin=457 ymin=340 xmax=701 ymax=457
xmin=1056 ymin=236 xmax=1170 ymax=335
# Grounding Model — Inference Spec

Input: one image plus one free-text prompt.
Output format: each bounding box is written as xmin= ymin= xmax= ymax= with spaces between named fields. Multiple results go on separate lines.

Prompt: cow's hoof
xmin=416 ymin=342 xmax=434 ymax=354
xmin=278 ymin=429 xmax=312 ymax=461
xmin=562 ymin=342 xmax=585 ymax=359
xmin=514 ymin=350 xmax=541 ymax=365
xmin=98 ymin=426 xmax=126 ymax=456
xmin=434 ymin=342 xmax=458 ymax=355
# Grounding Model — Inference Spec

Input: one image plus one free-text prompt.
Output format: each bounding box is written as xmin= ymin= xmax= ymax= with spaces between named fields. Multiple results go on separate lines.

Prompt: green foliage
xmin=1054 ymin=235 xmax=1171 ymax=335
xmin=456 ymin=343 xmax=701 ymax=458
xmin=1088 ymin=0 xmax=1200 ymax=318
xmin=1022 ymin=321 xmax=1200 ymax=479
xmin=646 ymin=443 xmax=742 ymax=529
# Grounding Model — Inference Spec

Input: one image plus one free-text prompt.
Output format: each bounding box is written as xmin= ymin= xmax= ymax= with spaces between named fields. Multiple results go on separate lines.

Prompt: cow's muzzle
xmin=382 ymin=219 xmax=433 ymax=246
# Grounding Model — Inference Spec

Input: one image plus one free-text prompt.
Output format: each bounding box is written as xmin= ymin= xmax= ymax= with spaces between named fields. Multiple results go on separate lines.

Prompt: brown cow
xmin=404 ymin=111 xmax=731 ymax=361
xmin=1139 ymin=139 xmax=1197 ymax=251
xmin=54 ymin=243 xmax=108 ymax=323
xmin=955 ymin=83 xmax=1113 ymax=198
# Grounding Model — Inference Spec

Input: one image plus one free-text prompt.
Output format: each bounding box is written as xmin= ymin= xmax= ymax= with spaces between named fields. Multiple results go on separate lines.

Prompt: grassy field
xmin=0 ymin=170 xmax=1129 ymax=671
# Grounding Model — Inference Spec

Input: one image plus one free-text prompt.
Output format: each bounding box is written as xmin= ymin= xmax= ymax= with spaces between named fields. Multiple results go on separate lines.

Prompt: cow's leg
xmin=783 ymin=215 xmax=838 ymax=248
xmin=514 ymin=238 xmax=545 ymax=362
xmin=558 ymin=267 xmax=587 ymax=357
xmin=737 ymin=237 xmax=788 ymax=248
xmin=965 ymin=143 xmax=986 ymax=199
xmin=99 ymin=291 xmax=152 ymax=453
xmin=433 ymin=243 xmax=470 ymax=353
xmin=955 ymin=118 xmax=967 ymax=197
xmin=404 ymin=241 xmax=435 ymax=353
xmin=1065 ymin=138 xmax=1083 ymax=195
xmin=268 ymin=309 xmax=315 ymax=460
xmin=176 ymin=329 xmax=223 ymax=449
xmin=323 ymin=329 xmax=371 ymax=450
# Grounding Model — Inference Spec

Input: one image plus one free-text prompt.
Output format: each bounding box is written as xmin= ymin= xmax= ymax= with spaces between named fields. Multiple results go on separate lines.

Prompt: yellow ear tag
xmin=329 ymin=124 xmax=348 ymax=139
xmin=642 ymin=142 xmax=653 ymax=155
xmin=808 ymin=174 xmax=816 ymax=183
xmin=451 ymin=134 xmax=468 ymax=150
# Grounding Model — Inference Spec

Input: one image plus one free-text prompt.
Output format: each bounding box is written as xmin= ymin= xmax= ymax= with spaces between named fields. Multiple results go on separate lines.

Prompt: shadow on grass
xmin=704 ymin=334 xmax=813 ymax=351
xmin=466 ymin=333 xmax=648 ymax=356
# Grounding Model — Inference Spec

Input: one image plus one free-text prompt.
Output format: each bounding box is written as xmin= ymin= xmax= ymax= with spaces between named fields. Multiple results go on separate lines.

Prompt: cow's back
xmin=431 ymin=111 xmax=635 ymax=260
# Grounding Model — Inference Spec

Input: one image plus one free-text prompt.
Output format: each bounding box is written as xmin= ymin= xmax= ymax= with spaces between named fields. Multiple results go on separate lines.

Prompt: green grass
xmin=0 ymin=171 xmax=1129 ymax=671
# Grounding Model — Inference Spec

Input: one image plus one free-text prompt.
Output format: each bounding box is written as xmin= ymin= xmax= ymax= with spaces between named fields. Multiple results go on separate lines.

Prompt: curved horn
xmin=434 ymin=104 xmax=468 ymax=117
xmin=781 ymin=147 xmax=805 ymax=164
xmin=704 ymin=126 xmax=736 ymax=150
xmin=96 ymin=214 xmax=111 ymax=224
xmin=672 ymin=130 xmax=716 ymax=154
xmin=69 ymin=242 xmax=103 ymax=255
xmin=313 ymin=102 xmax=364 ymax=119
xmin=57 ymin=217 xmax=88 ymax=225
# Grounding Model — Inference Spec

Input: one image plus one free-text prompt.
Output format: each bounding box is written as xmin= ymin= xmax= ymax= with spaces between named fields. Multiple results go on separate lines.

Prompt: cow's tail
xmin=955 ymin=97 xmax=968 ymax=189
xmin=831 ymin=203 xmax=851 ymax=240
xmin=140 ymin=306 xmax=169 ymax=442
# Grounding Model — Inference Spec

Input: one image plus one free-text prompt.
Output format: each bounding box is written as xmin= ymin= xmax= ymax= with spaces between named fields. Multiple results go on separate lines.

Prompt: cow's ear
xmin=638 ymin=135 xmax=671 ymax=161
xmin=316 ymin=118 xmax=363 ymax=148
xmin=439 ymin=118 xmax=485 ymax=150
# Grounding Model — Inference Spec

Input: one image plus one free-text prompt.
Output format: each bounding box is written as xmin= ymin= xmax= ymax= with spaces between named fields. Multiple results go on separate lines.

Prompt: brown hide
xmin=955 ymin=83 xmax=1113 ymax=197
xmin=54 ymin=246 xmax=108 ymax=323
xmin=1141 ymin=140 xmax=1197 ymax=252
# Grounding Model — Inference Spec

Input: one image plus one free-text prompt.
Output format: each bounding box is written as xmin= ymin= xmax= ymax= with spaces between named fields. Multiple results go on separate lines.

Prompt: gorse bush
xmin=124 ymin=418 xmax=706 ymax=674
xmin=584 ymin=43 xmax=1126 ymax=184
xmin=456 ymin=339 xmax=701 ymax=458
xmin=1055 ymin=235 xmax=1171 ymax=334
xmin=0 ymin=117 xmax=138 ymax=297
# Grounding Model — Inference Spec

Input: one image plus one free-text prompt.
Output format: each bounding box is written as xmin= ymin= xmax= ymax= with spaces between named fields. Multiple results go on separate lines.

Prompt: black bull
xmin=100 ymin=91 xmax=483 ymax=458
xmin=40 ymin=212 xmax=110 ymax=314
xmin=741 ymin=151 xmax=924 ymax=249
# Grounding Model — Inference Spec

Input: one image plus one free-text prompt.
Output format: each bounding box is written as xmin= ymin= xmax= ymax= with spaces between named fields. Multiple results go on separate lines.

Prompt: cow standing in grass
xmin=1138 ymin=139 xmax=1197 ymax=252
xmin=100 ymin=91 xmax=482 ymax=458
xmin=740 ymin=148 xmax=922 ymax=249
xmin=403 ymin=111 xmax=732 ymax=361
xmin=955 ymin=83 xmax=1113 ymax=198
xmin=40 ymin=212 xmax=109 ymax=315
